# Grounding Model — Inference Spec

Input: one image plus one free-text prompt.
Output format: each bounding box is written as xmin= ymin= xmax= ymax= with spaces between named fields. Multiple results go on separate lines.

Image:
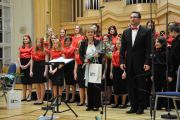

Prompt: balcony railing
xmin=126 ymin=0 xmax=156 ymax=5
xmin=103 ymin=0 xmax=122 ymax=2
xmin=86 ymin=0 xmax=100 ymax=10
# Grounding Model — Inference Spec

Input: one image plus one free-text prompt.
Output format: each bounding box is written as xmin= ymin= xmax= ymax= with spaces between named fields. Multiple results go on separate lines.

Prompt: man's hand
xmin=120 ymin=64 xmax=126 ymax=70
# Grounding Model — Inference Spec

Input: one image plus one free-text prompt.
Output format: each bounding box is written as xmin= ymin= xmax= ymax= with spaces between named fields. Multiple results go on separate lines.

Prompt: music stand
xmin=42 ymin=58 xmax=78 ymax=119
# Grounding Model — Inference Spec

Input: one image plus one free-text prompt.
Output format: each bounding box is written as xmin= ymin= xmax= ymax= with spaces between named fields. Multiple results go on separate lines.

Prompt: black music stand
xmin=42 ymin=60 xmax=78 ymax=120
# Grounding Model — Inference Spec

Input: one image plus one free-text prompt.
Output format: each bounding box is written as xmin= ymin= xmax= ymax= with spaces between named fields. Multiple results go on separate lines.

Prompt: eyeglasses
xmin=130 ymin=16 xmax=140 ymax=19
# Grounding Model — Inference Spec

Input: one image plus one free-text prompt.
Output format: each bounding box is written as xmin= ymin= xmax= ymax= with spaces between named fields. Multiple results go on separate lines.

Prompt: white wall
xmin=11 ymin=0 xmax=34 ymax=63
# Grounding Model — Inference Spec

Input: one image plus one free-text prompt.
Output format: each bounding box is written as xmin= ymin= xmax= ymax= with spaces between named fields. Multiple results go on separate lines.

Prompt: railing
xmin=103 ymin=0 xmax=122 ymax=2
xmin=126 ymin=0 xmax=156 ymax=5
xmin=85 ymin=0 xmax=100 ymax=10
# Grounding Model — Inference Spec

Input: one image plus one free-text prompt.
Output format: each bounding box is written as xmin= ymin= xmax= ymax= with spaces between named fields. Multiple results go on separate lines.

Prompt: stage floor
xmin=0 ymin=91 xmax=178 ymax=120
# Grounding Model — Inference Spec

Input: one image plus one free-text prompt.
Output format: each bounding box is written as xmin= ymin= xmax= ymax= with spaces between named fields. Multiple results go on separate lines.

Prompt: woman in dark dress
xmin=79 ymin=26 xmax=102 ymax=111
xmin=153 ymin=36 xmax=167 ymax=109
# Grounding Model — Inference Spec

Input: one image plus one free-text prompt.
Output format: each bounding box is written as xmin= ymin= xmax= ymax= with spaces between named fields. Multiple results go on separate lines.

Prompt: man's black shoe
xmin=126 ymin=108 xmax=137 ymax=114
xmin=136 ymin=108 xmax=144 ymax=114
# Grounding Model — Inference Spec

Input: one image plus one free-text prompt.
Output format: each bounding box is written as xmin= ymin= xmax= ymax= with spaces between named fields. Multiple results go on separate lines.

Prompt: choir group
xmin=17 ymin=11 xmax=180 ymax=115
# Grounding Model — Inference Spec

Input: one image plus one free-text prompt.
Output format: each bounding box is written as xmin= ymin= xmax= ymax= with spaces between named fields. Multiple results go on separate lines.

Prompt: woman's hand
xmin=110 ymin=72 xmax=113 ymax=79
xmin=122 ymin=71 xmax=126 ymax=80
xmin=30 ymin=71 xmax=33 ymax=77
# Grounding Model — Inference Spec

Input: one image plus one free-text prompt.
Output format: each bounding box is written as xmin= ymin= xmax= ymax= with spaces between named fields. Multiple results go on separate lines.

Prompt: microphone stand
xmin=161 ymin=0 xmax=177 ymax=119
xmin=149 ymin=1 xmax=155 ymax=120
xmin=99 ymin=5 xmax=107 ymax=120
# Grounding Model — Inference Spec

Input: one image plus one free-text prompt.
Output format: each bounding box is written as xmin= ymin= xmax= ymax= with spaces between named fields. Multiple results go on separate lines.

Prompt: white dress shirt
xmin=131 ymin=25 xmax=139 ymax=47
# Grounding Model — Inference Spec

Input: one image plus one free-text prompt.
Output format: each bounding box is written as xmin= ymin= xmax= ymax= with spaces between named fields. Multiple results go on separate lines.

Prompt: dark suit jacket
xmin=120 ymin=25 xmax=151 ymax=73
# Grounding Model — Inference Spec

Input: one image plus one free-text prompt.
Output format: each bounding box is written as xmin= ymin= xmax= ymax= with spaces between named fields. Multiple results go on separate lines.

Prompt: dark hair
xmin=131 ymin=11 xmax=141 ymax=18
xmin=108 ymin=25 xmax=118 ymax=36
xmin=64 ymin=36 xmax=72 ymax=42
xmin=60 ymin=28 xmax=66 ymax=34
xmin=22 ymin=35 xmax=32 ymax=48
xmin=169 ymin=22 xmax=180 ymax=33
xmin=146 ymin=19 xmax=155 ymax=32
xmin=92 ymin=23 xmax=101 ymax=36
xmin=157 ymin=36 xmax=166 ymax=50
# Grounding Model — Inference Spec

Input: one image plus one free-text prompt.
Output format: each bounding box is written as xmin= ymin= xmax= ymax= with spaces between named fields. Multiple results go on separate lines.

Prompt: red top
xmin=72 ymin=35 xmax=84 ymax=48
xmin=111 ymin=35 xmax=119 ymax=46
xmin=75 ymin=54 xmax=83 ymax=65
xmin=94 ymin=35 xmax=102 ymax=41
xmin=59 ymin=37 xmax=65 ymax=48
xmin=19 ymin=46 xmax=33 ymax=59
xmin=63 ymin=46 xmax=75 ymax=59
xmin=44 ymin=41 xmax=49 ymax=49
xmin=32 ymin=49 xmax=46 ymax=61
xmin=112 ymin=50 xmax=120 ymax=67
xmin=50 ymin=49 xmax=64 ymax=59
xmin=167 ymin=35 xmax=174 ymax=47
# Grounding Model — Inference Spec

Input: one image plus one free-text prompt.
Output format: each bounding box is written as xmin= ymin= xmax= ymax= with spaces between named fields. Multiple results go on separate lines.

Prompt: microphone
xmin=100 ymin=6 xmax=105 ymax=9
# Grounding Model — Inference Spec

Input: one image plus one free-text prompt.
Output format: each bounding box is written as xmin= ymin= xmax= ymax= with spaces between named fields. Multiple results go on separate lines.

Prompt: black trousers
xmin=127 ymin=68 xmax=147 ymax=109
xmin=87 ymin=83 xmax=101 ymax=109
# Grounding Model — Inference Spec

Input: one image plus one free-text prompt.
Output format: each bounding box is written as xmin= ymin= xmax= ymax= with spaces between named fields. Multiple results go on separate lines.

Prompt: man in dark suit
xmin=120 ymin=11 xmax=151 ymax=114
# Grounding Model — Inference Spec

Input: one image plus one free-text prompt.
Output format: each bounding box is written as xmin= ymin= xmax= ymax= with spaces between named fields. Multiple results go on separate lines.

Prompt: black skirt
xmin=20 ymin=58 xmax=32 ymax=85
xmin=112 ymin=66 xmax=127 ymax=95
xmin=77 ymin=64 xmax=86 ymax=88
xmin=50 ymin=65 xmax=64 ymax=86
xmin=33 ymin=60 xmax=47 ymax=83
xmin=64 ymin=61 xmax=76 ymax=85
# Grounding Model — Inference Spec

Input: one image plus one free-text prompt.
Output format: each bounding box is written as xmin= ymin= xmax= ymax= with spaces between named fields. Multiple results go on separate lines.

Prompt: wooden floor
xmin=0 ymin=88 xmax=178 ymax=120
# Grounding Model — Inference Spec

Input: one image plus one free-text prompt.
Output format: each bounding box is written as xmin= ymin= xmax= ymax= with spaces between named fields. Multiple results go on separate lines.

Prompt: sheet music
xmin=49 ymin=57 xmax=74 ymax=64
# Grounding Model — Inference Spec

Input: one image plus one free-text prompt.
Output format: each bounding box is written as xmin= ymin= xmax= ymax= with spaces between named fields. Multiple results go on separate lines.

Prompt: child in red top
xmin=74 ymin=45 xmax=86 ymax=106
xmin=63 ymin=36 xmax=77 ymax=103
xmin=30 ymin=38 xmax=48 ymax=105
xmin=17 ymin=35 xmax=33 ymax=102
xmin=110 ymin=39 xmax=127 ymax=108
xmin=49 ymin=38 xmax=65 ymax=101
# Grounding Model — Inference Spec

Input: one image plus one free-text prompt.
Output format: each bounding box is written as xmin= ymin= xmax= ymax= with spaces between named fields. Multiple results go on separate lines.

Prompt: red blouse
xmin=63 ymin=46 xmax=75 ymax=59
xmin=94 ymin=35 xmax=102 ymax=41
xmin=32 ymin=49 xmax=46 ymax=61
xmin=75 ymin=54 xmax=83 ymax=65
xmin=50 ymin=49 xmax=64 ymax=59
xmin=112 ymin=50 xmax=120 ymax=67
xmin=111 ymin=35 xmax=119 ymax=46
xmin=72 ymin=35 xmax=84 ymax=48
xmin=19 ymin=46 xmax=33 ymax=59
xmin=44 ymin=41 xmax=49 ymax=49
xmin=59 ymin=37 xmax=65 ymax=48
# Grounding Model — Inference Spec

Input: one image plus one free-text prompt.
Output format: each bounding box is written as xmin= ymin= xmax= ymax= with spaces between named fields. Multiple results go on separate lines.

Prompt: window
xmin=0 ymin=0 xmax=11 ymax=66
